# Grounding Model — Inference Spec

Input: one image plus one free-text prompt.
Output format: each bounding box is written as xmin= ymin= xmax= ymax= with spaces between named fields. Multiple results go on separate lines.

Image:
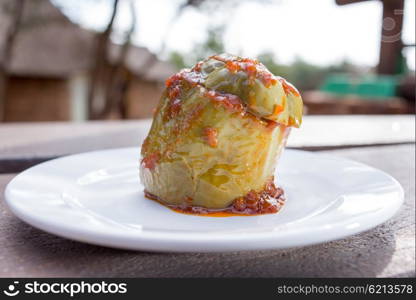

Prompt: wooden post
xmin=335 ymin=0 xmax=405 ymax=75
xmin=377 ymin=0 xmax=404 ymax=74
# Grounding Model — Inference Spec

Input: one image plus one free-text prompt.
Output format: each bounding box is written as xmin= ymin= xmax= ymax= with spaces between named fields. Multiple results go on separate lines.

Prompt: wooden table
xmin=0 ymin=115 xmax=414 ymax=277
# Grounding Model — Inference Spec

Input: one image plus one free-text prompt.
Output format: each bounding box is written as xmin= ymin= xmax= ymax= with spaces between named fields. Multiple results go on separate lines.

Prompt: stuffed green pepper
xmin=140 ymin=53 xmax=303 ymax=216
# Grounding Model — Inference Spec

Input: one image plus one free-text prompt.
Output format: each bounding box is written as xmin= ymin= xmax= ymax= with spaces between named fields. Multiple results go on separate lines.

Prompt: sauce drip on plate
xmin=144 ymin=179 xmax=285 ymax=217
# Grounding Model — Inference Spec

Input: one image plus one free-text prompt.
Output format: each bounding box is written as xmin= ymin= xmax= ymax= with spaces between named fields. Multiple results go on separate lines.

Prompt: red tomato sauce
xmin=144 ymin=179 xmax=285 ymax=217
xmin=141 ymin=152 xmax=161 ymax=170
xmin=278 ymin=77 xmax=300 ymax=97
xmin=203 ymin=127 xmax=218 ymax=148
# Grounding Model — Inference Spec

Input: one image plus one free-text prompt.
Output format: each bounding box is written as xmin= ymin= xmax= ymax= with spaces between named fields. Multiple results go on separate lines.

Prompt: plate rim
xmin=4 ymin=147 xmax=404 ymax=252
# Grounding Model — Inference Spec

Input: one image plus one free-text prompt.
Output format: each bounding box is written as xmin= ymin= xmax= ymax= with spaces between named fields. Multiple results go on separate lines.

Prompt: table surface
xmin=0 ymin=115 xmax=414 ymax=277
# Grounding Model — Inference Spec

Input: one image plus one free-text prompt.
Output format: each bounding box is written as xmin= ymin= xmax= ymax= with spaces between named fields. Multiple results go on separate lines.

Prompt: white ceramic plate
xmin=5 ymin=148 xmax=403 ymax=252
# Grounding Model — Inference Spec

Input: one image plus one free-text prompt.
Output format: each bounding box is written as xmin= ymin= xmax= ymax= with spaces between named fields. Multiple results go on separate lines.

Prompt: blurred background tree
xmin=0 ymin=0 xmax=24 ymax=121
xmin=168 ymin=32 xmax=360 ymax=92
xmin=169 ymin=26 xmax=225 ymax=70
xmin=0 ymin=0 xmax=414 ymax=122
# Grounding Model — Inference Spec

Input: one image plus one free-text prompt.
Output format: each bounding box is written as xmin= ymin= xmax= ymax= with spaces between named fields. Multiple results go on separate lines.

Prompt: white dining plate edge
xmin=4 ymin=148 xmax=404 ymax=252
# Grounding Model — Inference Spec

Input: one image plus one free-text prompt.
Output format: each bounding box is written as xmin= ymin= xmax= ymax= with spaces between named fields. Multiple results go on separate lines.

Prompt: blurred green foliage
xmin=257 ymin=52 xmax=357 ymax=90
xmin=169 ymin=26 xmax=225 ymax=71
xmin=169 ymin=26 xmax=358 ymax=91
